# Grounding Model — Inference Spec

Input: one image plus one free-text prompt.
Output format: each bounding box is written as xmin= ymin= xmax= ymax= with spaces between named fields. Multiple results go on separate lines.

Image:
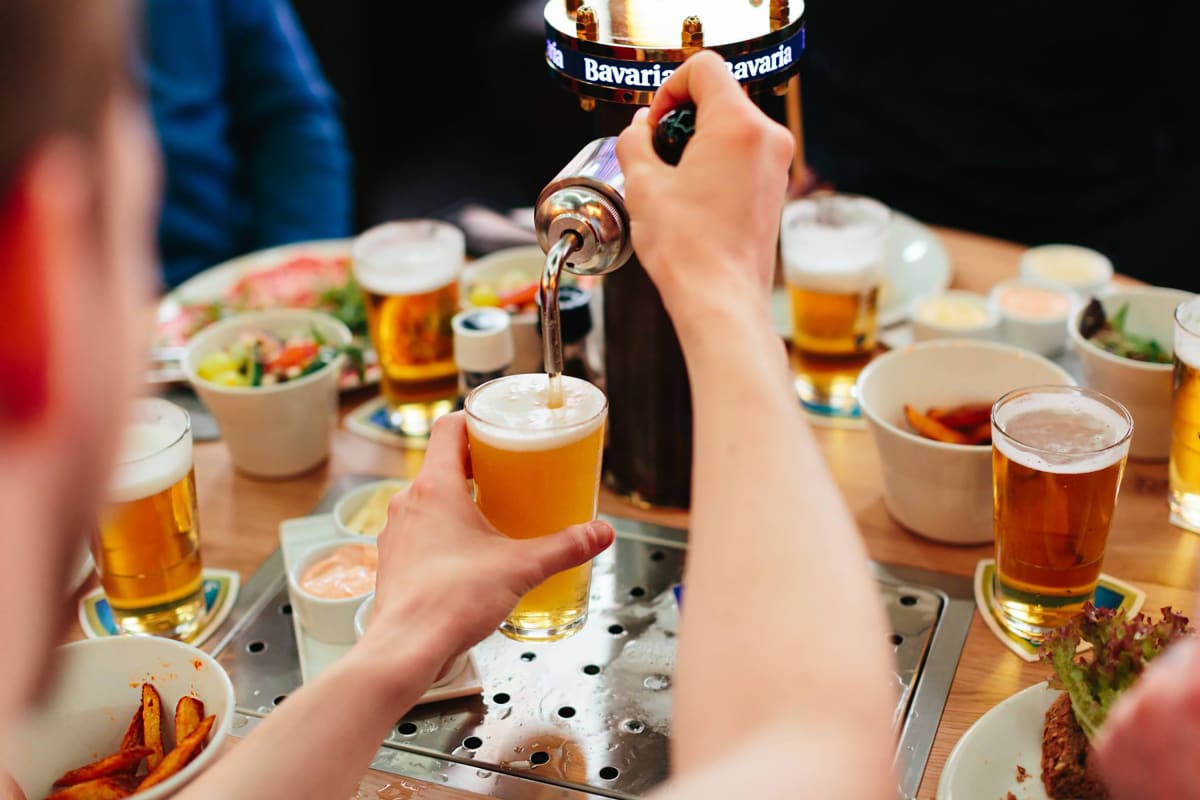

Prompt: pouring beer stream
xmin=535 ymin=105 xmax=697 ymax=409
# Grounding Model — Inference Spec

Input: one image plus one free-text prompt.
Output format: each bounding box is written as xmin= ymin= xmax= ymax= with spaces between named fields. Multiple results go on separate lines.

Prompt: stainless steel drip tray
xmin=209 ymin=476 xmax=974 ymax=800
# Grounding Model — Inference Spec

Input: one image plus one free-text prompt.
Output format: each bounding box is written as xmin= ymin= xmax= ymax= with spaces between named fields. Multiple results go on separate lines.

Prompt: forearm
xmin=670 ymin=298 xmax=894 ymax=777
xmin=176 ymin=633 xmax=439 ymax=800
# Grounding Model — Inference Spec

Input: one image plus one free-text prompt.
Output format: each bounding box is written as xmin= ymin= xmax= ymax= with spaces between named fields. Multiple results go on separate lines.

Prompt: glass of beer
xmin=992 ymin=385 xmax=1132 ymax=641
xmin=1170 ymin=297 xmax=1200 ymax=532
xmin=465 ymin=373 xmax=607 ymax=641
xmin=780 ymin=194 xmax=890 ymax=418
xmin=354 ymin=220 xmax=464 ymax=438
xmin=94 ymin=398 xmax=205 ymax=639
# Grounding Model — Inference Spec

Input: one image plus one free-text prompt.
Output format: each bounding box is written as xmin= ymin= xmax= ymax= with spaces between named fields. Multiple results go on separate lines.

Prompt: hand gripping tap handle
xmin=534 ymin=103 xmax=698 ymax=277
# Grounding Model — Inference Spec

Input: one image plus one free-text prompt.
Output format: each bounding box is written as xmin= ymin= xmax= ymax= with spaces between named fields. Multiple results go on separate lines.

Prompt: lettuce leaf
xmin=1041 ymin=603 xmax=1192 ymax=740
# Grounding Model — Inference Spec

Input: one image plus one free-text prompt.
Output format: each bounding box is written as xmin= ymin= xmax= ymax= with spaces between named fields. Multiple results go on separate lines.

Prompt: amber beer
xmin=1170 ymin=297 xmax=1200 ymax=532
xmin=354 ymin=221 xmax=464 ymax=438
xmin=780 ymin=194 xmax=889 ymax=417
xmin=992 ymin=386 xmax=1132 ymax=641
xmin=466 ymin=374 xmax=607 ymax=641
xmin=94 ymin=399 xmax=204 ymax=639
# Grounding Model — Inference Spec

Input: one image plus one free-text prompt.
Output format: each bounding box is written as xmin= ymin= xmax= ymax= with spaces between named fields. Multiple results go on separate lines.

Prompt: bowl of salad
xmin=182 ymin=309 xmax=353 ymax=477
xmin=1069 ymin=286 xmax=1194 ymax=460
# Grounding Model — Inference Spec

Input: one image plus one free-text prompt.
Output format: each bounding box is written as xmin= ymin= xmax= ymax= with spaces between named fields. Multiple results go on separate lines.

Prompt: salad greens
xmin=1078 ymin=299 xmax=1172 ymax=363
xmin=1041 ymin=603 xmax=1192 ymax=740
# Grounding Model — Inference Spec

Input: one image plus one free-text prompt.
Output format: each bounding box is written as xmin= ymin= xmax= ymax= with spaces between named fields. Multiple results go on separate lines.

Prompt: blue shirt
xmin=144 ymin=0 xmax=352 ymax=288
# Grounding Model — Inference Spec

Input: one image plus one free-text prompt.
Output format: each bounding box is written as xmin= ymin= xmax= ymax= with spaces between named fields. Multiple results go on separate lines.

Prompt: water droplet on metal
xmin=643 ymin=674 xmax=671 ymax=690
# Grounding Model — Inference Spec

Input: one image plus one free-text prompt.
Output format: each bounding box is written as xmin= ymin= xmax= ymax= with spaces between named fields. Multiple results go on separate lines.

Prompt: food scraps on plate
xmin=903 ymin=402 xmax=994 ymax=445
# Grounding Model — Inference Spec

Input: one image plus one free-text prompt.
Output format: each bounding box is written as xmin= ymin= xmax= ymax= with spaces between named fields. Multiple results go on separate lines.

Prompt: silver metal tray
xmin=206 ymin=476 xmax=973 ymax=799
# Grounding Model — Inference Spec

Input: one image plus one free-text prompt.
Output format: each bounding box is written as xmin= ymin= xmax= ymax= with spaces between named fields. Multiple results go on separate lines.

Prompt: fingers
xmin=518 ymin=520 xmax=615 ymax=586
xmin=648 ymin=50 xmax=745 ymax=123
xmin=615 ymin=107 xmax=664 ymax=186
xmin=421 ymin=412 xmax=470 ymax=480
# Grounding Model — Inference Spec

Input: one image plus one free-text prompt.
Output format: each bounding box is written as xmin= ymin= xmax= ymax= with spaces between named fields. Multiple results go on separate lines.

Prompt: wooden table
xmin=159 ymin=228 xmax=1198 ymax=799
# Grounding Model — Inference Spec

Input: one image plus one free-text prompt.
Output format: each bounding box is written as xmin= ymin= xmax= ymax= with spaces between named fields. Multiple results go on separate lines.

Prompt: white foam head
xmin=780 ymin=195 xmax=889 ymax=293
xmin=1176 ymin=296 xmax=1200 ymax=370
xmin=466 ymin=374 xmax=607 ymax=452
xmin=110 ymin=422 xmax=193 ymax=503
xmin=352 ymin=220 xmax=464 ymax=296
xmin=993 ymin=390 xmax=1131 ymax=474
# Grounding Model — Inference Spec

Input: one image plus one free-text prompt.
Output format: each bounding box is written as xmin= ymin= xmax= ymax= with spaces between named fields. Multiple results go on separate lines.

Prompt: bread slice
xmin=1041 ymin=693 xmax=1109 ymax=800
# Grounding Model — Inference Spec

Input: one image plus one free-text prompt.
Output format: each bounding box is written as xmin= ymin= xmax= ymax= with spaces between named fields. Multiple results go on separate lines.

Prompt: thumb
xmin=517 ymin=520 xmax=615 ymax=587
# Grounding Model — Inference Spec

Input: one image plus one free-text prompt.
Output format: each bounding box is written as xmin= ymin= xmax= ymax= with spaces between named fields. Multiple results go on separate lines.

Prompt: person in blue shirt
xmin=143 ymin=0 xmax=352 ymax=288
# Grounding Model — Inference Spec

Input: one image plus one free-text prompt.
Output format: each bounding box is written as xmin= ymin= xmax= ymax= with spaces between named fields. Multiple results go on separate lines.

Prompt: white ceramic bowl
xmin=911 ymin=290 xmax=999 ymax=342
xmin=333 ymin=479 xmax=408 ymax=538
xmin=989 ymin=279 xmax=1076 ymax=357
xmin=462 ymin=246 xmax=544 ymax=374
xmin=288 ymin=539 xmax=378 ymax=644
xmin=1020 ymin=243 xmax=1114 ymax=296
xmin=182 ymin=309 xmax=351 ymax=478
xmin=6 ymin=637 xmax=234 ymax=800
xmin=1068 ymin=286 xmax=1194 ymax=460
xmin=857 ymin=340 xmax=1075 ymax=544
xmin=353 ymin=594 xmax=468 ymax=688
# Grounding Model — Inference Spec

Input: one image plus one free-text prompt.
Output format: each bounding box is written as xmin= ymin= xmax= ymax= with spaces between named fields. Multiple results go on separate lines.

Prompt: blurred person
xmin=801 ymin=1 xmax=1199 ymax=290
xmin=143 ymin=0 xmax=352 ymax=288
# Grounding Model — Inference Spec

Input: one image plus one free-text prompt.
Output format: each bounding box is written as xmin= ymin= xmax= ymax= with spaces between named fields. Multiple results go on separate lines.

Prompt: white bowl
xmin=353 ymin=594 xmax=468 ymax=688
xmin=289 ymin=539 xmax=378 ymax=644
xmin=1020 ymin=243 xmax=1114 ymax=296
xmin=333 ymin=479 xmax=407 ymax=538
xmin=989 ymin=279 xmax=1076 ymax=357
xmin=1068 ymin=286 xmax=1194 ymax=460
xmin=462 ymin=246 xmax=545 ymax=374
xmin=182 ymin=309 xmax=351 ymax=478
xmin=857 ymin=340 xmax=1075 ymax=544
xmin=6 ymin=637 xmax=234 ymax=800
xmin=911 ymin=290 xmax=999 ymax=342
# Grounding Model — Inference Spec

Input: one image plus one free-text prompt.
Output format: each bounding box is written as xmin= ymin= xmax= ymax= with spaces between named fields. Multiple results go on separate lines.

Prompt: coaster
xmin=973 ymin=559 xmax=1145 ymax=662
xmin=78 ymin=568 xmax=240 ymax=649
xmin=802 ymin=406 xmax=867 ymax=430
xmin=344 ymin=395 xmax=453 ymax=449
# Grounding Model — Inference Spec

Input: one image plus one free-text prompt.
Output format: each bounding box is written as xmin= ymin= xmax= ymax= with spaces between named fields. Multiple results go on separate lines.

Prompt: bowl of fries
xmin=857 ymin=340 xmax=1074 ymax=544
xmin=5 ymin=636 xmax=234 ymax=800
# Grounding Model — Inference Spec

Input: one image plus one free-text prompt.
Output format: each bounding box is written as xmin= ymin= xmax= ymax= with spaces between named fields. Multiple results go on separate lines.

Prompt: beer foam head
xmin=1176 ymin=296 xmax=1200 ymax=370
xmin=780 ymin=195 xmax=889 ymax=293
xmin=994 ymin=390 xmax=1131 ymax=474
xmin=466 ymin=374 xmax=607 ymax=452
xmin=110 ymin=422 xmax=193 ymax=503
xmin=352 ymin=220 xmax=464 ymax=296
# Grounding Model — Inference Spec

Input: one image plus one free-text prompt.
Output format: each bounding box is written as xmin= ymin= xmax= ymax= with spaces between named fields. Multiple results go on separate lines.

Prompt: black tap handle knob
xmin=652 ymin=103 xmax=697 ymax=166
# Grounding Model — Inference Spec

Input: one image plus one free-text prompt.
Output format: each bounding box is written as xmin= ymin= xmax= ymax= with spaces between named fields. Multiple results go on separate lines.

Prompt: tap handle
xmin=652 ymin=103 xmax=697 ymax=166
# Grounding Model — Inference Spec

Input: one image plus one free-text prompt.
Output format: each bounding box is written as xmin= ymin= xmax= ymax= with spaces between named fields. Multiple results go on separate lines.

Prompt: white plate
xmin=278 ymin=513 xmax=484 ymax=705
xmin=937 ymin=681 xmax=1058 ymax=800
xmin=770 ymin=211 xmax=953 ymax=338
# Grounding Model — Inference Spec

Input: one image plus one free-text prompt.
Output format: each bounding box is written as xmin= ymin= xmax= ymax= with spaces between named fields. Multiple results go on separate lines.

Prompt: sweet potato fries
xmin=903 ymin=402 xmax=994 ymax=446
xmin=45 ymin=685 xmax=213 ymax=799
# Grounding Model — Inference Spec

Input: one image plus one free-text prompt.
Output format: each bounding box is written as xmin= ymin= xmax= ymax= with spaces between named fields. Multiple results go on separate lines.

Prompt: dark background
xmin=289 ymin=0 xmax=588 ymax=231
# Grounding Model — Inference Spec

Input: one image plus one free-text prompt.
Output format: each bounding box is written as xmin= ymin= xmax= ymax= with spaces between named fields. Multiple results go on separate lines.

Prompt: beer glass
xmin=992 ymin=385 xmax=1132 ymax=641
xmin=465 ymin=373 xmax=607 ymax=641
xmin=1170 ymin=297 xmax=1200 ymax=532
xmin=94 ymin=398 xmax=205 ymax=639
xmin=780 ymin=194 xmax=890 ymax=417
xmin=354 ymin=220 xmax=464 ymax=438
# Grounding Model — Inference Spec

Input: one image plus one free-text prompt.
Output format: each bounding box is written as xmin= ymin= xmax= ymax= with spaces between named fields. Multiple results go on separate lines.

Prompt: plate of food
xmin=153 ymin=239 xmax=377 ymax=390
xmin=937 ymin=604 xmax=1193 ymax=800
xmin=770 ymin=210 xmax=953 ymax=339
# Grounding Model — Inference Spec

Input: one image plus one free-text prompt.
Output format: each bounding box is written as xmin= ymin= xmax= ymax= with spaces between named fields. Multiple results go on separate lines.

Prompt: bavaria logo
xmin=546 ymin=39 xmax=565 ymax=69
